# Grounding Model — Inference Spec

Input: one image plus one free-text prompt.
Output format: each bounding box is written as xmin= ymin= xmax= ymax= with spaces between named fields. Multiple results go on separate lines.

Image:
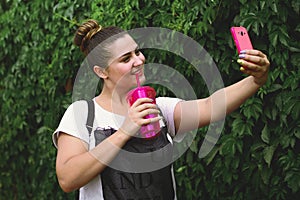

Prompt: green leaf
xmin=176 ymin=165 xmax=187 ymax=173
xmin=263 ymin=145 xmax=277 ymax=167
xmin=260 ymin=166 xmax=272 ymax=185
xmin=285 ymin=170 xmax=300 ymax=193
xmin=232 ymin=117 xmax=254 ymax=136
xmin=204 ymin=146 xmax=219 ymax=165
xmin=189 ymin=140 xmax=198 ymax=153
xmin=220 ymin=137 xmax=236 ymax=156
xmin=267 ymin=83 xmax=282 ymax=93
xmin=261 ymin=125 xmax=270 ymax=144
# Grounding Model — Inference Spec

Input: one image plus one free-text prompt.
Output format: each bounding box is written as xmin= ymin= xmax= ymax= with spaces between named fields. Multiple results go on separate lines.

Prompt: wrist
xmin=253 ymin=75 xmax=268 ymax=87
xmin=117 ymin=128 xmax=133 ymax=141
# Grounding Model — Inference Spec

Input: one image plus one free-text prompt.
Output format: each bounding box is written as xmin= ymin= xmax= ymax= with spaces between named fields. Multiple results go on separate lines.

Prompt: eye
xmin=120 ymin=48 xmax=141 ymax=63
xmin=122 ymin=56 xmax=130 ymax=63
xmin=135 ymin=49 xmax=141 ymax=55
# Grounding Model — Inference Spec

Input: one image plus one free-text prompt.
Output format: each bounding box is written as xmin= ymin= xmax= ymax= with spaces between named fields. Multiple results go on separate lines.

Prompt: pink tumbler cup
xmin=126 ymin=86 xmax=161 ymax=138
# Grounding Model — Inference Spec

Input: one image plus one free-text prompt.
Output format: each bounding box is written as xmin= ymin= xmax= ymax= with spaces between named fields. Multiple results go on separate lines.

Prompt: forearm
xmin=56 ymin=130 xmax=131 ymax=192
xmin=225 ymin=76 xmax=260 ymax=113
xmin=210 ymin=76 xmax=260 ymax=121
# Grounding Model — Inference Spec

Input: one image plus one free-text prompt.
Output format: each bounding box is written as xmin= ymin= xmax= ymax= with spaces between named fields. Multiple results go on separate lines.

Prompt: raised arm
xmin=174 ymin=49 xmax=270 ymax=134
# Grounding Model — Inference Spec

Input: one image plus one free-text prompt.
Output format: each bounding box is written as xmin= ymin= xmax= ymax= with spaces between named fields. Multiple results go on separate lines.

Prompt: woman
xmin=53 ymin=19 xmax=270 ymax=199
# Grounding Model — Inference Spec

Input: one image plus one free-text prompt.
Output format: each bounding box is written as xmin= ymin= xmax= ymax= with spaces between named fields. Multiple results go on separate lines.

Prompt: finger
xmin=237 ymin=59 xmax=261 ymax=72
xmin=241 ymin=49 xmax=266 ymax=58
xmin=139 ymin=108 xmax=160 ymax=117
xmin=142 ymin=116 xmax=163 ymax=125
xmin=241 ymin=50 xmax=269 ymax=66
xmin=131 ymin=98 xmax=154 ymax=107
xmin=135 ymin=103 xmax=158 ymax=112
xmin=237 ymin=56 xmax=270 ymax=72
xmin=239 ymin=52 xmax=268 ymax=66
xmin=239 ymin=66 xmax=256 ymax=76
xmin=127 ymin=105 xmax=159 ymax=123
xmin=240 ymin=65 xmax=267 ymax=78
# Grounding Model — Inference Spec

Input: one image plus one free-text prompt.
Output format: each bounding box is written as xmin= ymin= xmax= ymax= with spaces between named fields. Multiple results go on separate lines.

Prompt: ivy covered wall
xmin=0 ymin=0 xmax=299 ymax=199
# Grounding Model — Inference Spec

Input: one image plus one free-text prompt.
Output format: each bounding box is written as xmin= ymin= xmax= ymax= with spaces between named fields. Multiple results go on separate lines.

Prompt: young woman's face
xmin=105 ymin=34 xmax=146 ymax=90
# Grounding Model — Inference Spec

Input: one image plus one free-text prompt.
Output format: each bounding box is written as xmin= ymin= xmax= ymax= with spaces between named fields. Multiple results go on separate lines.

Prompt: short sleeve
xmin=52 ymin=100 xmax=90 ymax=148
xmin=156 ymin=97 xmax=183 ymax=137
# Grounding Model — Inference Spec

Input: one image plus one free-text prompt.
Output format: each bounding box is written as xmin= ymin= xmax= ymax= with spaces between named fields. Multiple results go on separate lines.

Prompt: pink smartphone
xmin=230 ymin=26 xmax=253 ymax=53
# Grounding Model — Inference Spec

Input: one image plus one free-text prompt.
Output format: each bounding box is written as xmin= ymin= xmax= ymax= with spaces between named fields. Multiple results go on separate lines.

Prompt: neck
xmin=95 ymin=84 xmax=132 ymax=116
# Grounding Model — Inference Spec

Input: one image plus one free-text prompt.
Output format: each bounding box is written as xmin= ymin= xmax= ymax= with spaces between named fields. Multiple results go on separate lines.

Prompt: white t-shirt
xmin=53 ymin=97 xmax=182 ymax=200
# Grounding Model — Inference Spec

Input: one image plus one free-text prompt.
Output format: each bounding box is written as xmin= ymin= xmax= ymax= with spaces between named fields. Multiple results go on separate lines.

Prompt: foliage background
xmin=0 ymin=0 xmax=299 ymax=199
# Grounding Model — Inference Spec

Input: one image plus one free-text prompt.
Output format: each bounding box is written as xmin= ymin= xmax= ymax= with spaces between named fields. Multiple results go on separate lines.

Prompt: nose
xmin=132 ymin=54 xmax=144 ymax=67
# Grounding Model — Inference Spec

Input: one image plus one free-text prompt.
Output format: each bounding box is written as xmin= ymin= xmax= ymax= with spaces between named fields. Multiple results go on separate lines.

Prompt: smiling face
xmin=102 ymin=34 xmax=146 ymax=91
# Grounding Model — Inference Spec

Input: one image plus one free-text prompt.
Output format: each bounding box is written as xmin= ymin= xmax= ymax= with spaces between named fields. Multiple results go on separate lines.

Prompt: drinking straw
xmin=135 ymin=73 xmax=141 ymax=87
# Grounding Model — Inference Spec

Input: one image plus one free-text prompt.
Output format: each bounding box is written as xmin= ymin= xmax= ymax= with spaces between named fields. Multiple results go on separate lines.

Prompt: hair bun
xmin=74 ymin=19 xmax=102 ymax=53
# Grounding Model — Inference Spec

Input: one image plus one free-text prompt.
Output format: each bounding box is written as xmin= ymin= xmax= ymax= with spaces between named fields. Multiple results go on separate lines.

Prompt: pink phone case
xmin=230 ymin=26 xmax=253 ymax=53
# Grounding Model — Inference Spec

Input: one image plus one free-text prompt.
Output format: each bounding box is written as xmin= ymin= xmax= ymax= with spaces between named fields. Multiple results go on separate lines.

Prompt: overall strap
xmin=76 ymin=99 xmax=95 ymax=200
xmin=86 ymin=99 xmax=95 ymax=137
xmin=157 ymin=105 xmax=167 ymax=127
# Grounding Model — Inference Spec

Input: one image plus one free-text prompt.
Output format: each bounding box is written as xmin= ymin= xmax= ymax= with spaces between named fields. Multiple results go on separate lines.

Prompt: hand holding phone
xmin=230 ymin=26 xmax=253 ymax=54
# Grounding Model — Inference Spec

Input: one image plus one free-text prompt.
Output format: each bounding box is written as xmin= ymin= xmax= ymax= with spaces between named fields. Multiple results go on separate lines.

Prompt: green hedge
xmin=0 ymin=0 xmax=299 ymax=199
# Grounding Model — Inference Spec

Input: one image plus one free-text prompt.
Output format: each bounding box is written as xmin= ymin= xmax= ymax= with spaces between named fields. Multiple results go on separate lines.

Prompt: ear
xmin=93 ymin=65 xmax=108 ymax=79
